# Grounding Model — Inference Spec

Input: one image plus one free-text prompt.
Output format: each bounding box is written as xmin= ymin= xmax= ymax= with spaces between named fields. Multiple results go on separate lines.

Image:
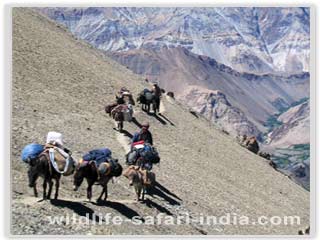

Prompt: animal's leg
xmin=103 ymin=185 xmax=108 ymax=201
xmin=137 ymin=186 xmax=142 ymax=201
xmin=152 ymin=102 xmax=156 ymax=114
xmin=54 ymin=178 xmax=60 ymax=199
xmin=118 ymin=121 xmax=123 ymax=131
xmin=42 ymin=179 xmax=47 ymax=200
xmin=97 ymin=187 xmax=105 ymax=202
xmin=33 ymin=182 xmax=38 ymax=198
xmin=141 ymin=186 xmax=145 ymax=201
xmin=87 ymin=184 xmax=93 ymax=201
xmin=134 ymin=185 xmax=139 ymax=202
xmin=47 ymin=179 xmax=54 ymax=199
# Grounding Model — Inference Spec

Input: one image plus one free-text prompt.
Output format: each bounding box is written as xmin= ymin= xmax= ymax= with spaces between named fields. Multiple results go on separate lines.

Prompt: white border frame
xmin=1 ymin=1 xmax=317 ymax=239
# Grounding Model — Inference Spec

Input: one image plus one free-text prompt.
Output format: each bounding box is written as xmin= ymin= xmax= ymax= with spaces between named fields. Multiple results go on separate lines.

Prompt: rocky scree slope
xmin=11 ymin=8 xmax=309 ymax=235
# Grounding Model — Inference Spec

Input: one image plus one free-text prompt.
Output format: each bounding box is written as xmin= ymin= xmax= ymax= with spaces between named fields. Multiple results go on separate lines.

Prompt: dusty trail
xmin=159 ymin=99 xmax=166 ymax=113
xmin=116 ymin=133 xmax=131 ymax=153
xmin=114 ymin=98 xmax=166 ymax=154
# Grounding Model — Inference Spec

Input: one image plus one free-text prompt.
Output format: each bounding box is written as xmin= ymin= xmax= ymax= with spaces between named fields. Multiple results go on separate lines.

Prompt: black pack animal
xmin=137 ymin=91 xmax=158 ymax=114
xmin=73 ymin=159 xmax=122 ymax=202
xmin=28 ymin=152 xmax=61 ymax=200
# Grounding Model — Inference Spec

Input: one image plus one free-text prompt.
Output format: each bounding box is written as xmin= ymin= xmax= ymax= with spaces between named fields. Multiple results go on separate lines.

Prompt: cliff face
xmin=11 ymin=8 xmax=309 ymax=235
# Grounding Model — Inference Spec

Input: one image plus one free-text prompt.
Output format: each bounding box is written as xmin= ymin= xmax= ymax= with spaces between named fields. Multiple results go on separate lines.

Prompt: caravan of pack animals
xmin=22 ymin=84 xmax=274 ymax=203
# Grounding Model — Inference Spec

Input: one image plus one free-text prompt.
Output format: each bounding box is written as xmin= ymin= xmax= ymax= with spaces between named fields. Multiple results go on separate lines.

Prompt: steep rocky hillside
xmin=267 ymin=100 xmax=310 ymax=148
xmin=12 ymin=8 xmax=309 ymax=235
xmin=264 ymin=100 xmax=310 ymax=190
xmin=178 ymin=85 xmax=261 ymax=137
xmin=110 ymin=46 xmax=309 ymax=134
xmin=37 ymin=7 xmax=310 ymax=167
xmin=39 ymin=7 xmax=310 ymax=74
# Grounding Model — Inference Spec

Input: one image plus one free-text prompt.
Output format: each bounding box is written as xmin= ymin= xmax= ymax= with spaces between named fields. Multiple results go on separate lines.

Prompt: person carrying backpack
xmin=131 ymin=122 xmax=153 ymax=147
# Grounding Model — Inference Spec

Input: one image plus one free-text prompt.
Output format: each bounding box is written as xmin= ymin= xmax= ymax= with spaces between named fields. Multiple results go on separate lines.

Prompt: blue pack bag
xmin=21 ymin=143 xmax=44 ymax=163
xmin=82 ymin=148 xmax=112 ymax=166
xmin=140 ymin=144 xmax=160 ymax=164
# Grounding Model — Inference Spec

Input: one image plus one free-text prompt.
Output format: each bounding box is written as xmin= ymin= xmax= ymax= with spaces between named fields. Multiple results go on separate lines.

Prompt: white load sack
xmin=123 ymin=104 xmax=133 ymax=122
xmin=46 ymin=131 xmax=64 ymax=146
xmin=133 ymin=144 xmax=144 ymax=150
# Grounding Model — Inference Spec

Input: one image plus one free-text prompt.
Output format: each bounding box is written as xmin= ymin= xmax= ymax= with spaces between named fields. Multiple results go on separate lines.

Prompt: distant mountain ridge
xmin=38 ymin=7 xmax=310 ymax=74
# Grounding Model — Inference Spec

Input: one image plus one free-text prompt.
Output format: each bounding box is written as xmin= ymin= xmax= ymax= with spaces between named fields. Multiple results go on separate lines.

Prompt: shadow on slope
xmin=91 ymin=200 xmax=144 ymax=221
xmin=50 ymin=199 xmax=102 ymax=222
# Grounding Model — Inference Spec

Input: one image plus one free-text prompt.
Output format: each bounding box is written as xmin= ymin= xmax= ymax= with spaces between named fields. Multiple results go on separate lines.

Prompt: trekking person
xmin=151 ymin=83 xmax=161 ymax=112
xmin=131 ymin=122 xmax=153 ymax=147
xmin=115 ymin=87 xmax=134 ymax=105
xmin=115 ymin=87 xmax=126 ymax=105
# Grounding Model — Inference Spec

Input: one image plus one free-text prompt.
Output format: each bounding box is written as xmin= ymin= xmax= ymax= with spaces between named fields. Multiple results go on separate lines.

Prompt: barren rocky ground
xmin=11 ymin=8 xmax=309 ymax=235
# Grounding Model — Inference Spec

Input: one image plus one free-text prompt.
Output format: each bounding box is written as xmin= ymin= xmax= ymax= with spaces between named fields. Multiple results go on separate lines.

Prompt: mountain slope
xmin=12 ymin=8 xmax=309 ymax=235
xmin=178 ymin=85 xmax=261 ymax=137
xmin=110 ymin=46 xmax=309 ymax=132
xmin=37 ymin=7 xmax=310 ymax=156
xmin=38 ymin=7 xmax=310 ymax=74
xmin=267 ymin=100 xmax=310 ymax=148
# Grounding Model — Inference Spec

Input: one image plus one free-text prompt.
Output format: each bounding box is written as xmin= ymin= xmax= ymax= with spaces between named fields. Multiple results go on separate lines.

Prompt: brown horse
xmin=123 ymin=166 xmax=155 ymax=202
xmin=105 ymin=102 xmax=118 ymax=116
xmin=73 ymin=160 xmax=123 ymax=202
xmin=105 ymin=93 xmax=135 ymax=116
xmin=28 ymin=152 xmax=61 ymax=200
xmin=110 ymin=104 xmax=133 ymax=131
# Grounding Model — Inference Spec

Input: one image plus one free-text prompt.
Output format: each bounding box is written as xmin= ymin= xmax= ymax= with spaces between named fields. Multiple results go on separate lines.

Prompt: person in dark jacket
xmin=151 ymin=84 xmax=161 ymax=112
xmin=115 ymin=87 xmax=127 ymax=105
xmin=131 ymin=122 xmax=153 ymax=146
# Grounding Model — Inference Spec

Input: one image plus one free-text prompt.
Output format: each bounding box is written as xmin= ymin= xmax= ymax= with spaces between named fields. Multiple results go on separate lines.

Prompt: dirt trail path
xmin=116 ymin=131 xmax=131 ymax=154
xmin=114 ymin=98 xmax=166 ymax=154
xmin=159 ymin=99 xmax=166 ymax=113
